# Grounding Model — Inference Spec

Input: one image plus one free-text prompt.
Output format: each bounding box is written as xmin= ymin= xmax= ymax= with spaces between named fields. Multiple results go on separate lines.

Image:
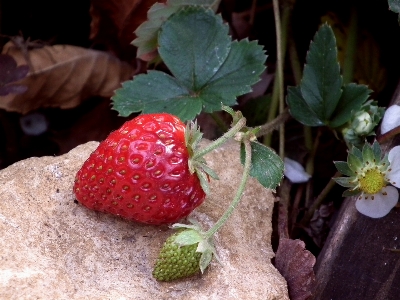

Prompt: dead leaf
xmin=275 ymin=238 xmax=316 ymax=300
xmin=0 ymin=54 xmax=29 ymax=96
xmin=89 ymin=0 xmax=161 ymax=60
xmin=0 ymin=43 xmax=134 ymax=114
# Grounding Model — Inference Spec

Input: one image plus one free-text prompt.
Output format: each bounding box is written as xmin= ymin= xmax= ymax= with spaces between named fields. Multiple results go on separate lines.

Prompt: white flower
xmin=334 ymin=142 xmax=400 ymax=218
xmin=381 ymin=104 xmax=400 ymax=134
xmin=284 ymin=157 xmax=311 ymax=183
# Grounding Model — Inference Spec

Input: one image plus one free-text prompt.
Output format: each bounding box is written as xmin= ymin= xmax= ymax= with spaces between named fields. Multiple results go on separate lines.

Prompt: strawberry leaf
xmin=328 ymin=83 xmax=371 ymax=128
xmin=288 ymin=24 xmax=343 ymax=126
xmin=112 ymin=70 xmax=202 ymax=121
xmin=132 ymin=0 xmax=218 ymax=61
xmin=0 ymin=54 xmax=29 ymax=96
xmin=300 ymin=23 xmax=342 ymax=122
xmin=113 ymin=7 xmax=267 ymax=121
xmin=240 ymin=141 xmax=284 ymax=190
xmin=286 ymin=86 xmax=324 ymax=127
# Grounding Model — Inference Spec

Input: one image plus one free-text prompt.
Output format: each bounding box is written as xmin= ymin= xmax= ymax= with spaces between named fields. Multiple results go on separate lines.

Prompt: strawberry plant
xmin=77 ymin=0 xmax=391 ymax=283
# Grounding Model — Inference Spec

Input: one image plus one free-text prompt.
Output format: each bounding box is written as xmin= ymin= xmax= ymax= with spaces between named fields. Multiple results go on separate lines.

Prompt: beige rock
xmin=0 ymin=141 xmax=289 ymax=300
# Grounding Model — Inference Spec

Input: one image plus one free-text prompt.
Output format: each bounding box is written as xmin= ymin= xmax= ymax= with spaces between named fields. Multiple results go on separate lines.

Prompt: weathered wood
xmin=312 ymin=81 xmax=400 ymax=300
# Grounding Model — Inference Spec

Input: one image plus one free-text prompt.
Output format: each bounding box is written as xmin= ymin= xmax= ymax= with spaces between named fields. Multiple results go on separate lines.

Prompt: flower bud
xmin=352 ymin=111 xmax=374 ymax=135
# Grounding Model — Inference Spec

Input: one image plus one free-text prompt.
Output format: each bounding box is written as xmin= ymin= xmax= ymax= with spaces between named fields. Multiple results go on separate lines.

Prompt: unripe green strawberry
xmin=153 ymin=231 xmax=202 ymax=281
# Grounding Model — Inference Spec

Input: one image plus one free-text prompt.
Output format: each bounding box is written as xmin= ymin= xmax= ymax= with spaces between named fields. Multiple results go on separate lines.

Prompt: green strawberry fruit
xmin=152 ymin=231 xmax=202 ymax=281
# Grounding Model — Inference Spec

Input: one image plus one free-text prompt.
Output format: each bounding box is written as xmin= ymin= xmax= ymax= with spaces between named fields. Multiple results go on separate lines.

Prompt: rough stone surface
xmin=0 ymin=141 xmax=289 ymax=299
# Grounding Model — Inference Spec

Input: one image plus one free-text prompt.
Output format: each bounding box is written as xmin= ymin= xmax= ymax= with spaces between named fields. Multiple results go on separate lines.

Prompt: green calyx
xmin=333 ymin=141 xmax=389 ymax=196
xmin=185 ymin=106 xmax=247 ymax=194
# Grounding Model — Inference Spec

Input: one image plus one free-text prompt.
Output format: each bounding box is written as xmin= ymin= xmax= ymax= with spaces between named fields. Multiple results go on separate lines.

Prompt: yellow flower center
xmin=358 ymin=169 xmax=385 ymax=194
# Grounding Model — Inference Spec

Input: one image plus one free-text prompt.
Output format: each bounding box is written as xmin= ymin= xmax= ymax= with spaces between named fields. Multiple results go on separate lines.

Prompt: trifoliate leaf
xmin=159 ymin=7 xmax=231 ymax=89
xmin=112 ymin=70 xmax=202 ymax=120
xmin=329 ymin=83 xmax=371 ymax=128
xmin=286 ymin=86 xmax=324 ymax=126
xmin=240 ymin=141 xmax=284 ymax=190
xmin=132 ymin=0 xmax=218 ymax=60
xmin=300 ymin=23 xmax=342 ymax=122
xmin=113 ymin=7 xmax=266 ymax=121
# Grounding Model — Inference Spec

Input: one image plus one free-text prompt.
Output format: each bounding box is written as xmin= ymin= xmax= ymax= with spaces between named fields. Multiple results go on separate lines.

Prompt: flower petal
xmin=387 ymin=146 xmax=400 ymax=188
xmin=355 ymin=186 xmax=398 ymax=218
xmin=284 ymin=157 xmax=311 ymax=183
xmin=381 ymin=104 xmax=400 ymax=134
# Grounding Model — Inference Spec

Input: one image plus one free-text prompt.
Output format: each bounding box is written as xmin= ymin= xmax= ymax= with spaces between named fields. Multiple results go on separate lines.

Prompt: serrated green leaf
xmin=329 ymin=83 xmax=371 ymax=128
xmin=132 ymin=0 xmax=217 ymax=60
xmin=240 ymin=141 xmax=284 ymax=190
xmin=114 ymin=7 xmax=267 ymax=121
xmin=159 ymin=7 xmax=231 ymax=89
xmin=112 ymin=71 xmax=203 ymax=120
xmin=286 ymin=86 xmax=324 ymax=126
xmin=334 ymin=161 xmax=354 ymax=176
xmin=198 ymin=40 xmax=267 ymax=113
xmin=300 ymin=23 xmax=342 ymax=122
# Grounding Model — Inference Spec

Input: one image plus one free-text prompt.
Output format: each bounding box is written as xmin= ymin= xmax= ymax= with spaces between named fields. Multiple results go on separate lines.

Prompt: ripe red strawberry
xmin=73 ymin=113 xmax=206 ymax=225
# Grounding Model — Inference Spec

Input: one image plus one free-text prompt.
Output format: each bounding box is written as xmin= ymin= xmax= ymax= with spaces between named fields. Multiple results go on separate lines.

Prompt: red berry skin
xmin=73 ymin=113 xmax=206 ymax=225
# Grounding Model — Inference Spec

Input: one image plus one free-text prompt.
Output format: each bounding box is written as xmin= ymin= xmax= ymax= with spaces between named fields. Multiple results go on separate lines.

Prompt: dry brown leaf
xmin=89 ymin=0 xmax=161 ymax=60
xmin=0 ymin=43 xmax=134 ymax=114
xmin=275 ymin=238 xmax=316 ymax=300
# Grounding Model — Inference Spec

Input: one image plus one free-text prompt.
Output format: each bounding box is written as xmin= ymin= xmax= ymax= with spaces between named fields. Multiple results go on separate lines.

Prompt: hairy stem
xmin=256 ymin=108 xmax=291 ymax=137
xmin=192 ymin=117 xmax=246 ymax=160
xmin=205 ymin=139 xmax=252 ymax=238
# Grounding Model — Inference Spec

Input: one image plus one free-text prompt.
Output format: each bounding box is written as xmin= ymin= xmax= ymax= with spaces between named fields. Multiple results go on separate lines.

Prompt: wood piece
xmin=312 ymin=81 xmax=400 ymax=300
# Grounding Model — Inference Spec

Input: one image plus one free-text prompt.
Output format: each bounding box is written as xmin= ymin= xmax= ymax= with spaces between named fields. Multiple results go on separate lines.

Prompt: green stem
xmin=264 ymin=2 xmax=290 ymax=147
xmin=304 ymin=128 xmax=321 ymax=207
xmin=192 ymin=117 xmax=246 ymax=160
xmin=272 ymin=0 xmax=285 ymax=158
xmin=342 ymin=7 xmax=358 ymax=85
xmin=205 ymin=139 xmax=252 ymax=238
